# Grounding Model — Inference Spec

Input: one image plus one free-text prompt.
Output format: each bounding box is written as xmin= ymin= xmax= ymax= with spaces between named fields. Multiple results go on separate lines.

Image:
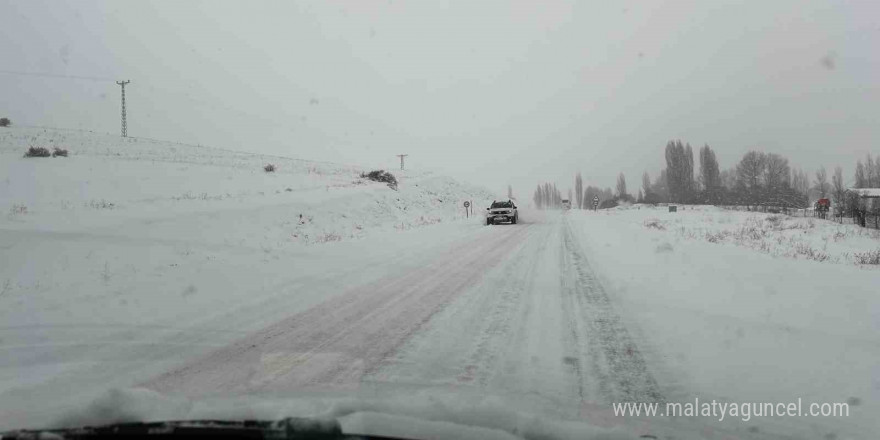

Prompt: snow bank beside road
xmin=627 ymin=205 xmax=880 ymax=267
xmin=566 ymin=206 xmax=880 ymax=438
xmin=0 ymin=126 xmax=495 ymax=245
xmin=0 ymin=126 xmax=497 ymax=430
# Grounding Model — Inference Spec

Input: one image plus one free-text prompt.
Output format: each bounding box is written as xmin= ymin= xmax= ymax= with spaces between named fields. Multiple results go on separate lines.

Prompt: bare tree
xmin=873 ymin=154 xmax=880 ymax=188
xmin=865 ymin=154 xmax=877 ymax=188
xmin=814 ymin=167 xmax=830 ymax=198
xmin=652 ymin=169 xmax=670 ymax=203
xmin=699 ymin=144 xmax=721 ymax=203
xmin=832 ymin=166 xmax=846 ymax=217
xmin=684 ymin=143 xmax=695 ymax=200
xmin=720 ymin=168 xmax=737 ymax=190
xmin=665 ymin=140 xmax=695 ymax=203
xmin=763 ymin=153 xmax=790 ymax=193
xmin=616 ymin=172 xmax=628 ymax=199
xmin=791 ymin=168 xmax=809 ymax=200
xmin=854 ymin=160 xmax=866 ymax=188
xmin=736 ymin=151 xmax=766 ymax=207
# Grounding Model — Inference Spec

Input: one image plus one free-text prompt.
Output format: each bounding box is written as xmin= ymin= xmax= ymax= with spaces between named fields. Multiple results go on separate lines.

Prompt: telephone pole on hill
xmin=116 ymin=80 xmax=130 ymax=137
xmin=396 ymin=154 xmax=408 ymax=170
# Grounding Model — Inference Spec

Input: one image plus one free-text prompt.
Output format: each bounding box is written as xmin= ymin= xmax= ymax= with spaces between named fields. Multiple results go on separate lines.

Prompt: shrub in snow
xmin=705 ymin=231 xmax=730 ymax=243
xmin=792 ymin=242 xmax=829 ymax=262
xmin=24 ymin=146 xmax=51 ymax=157
xmin=643 ymin=219 xmax=665 ymax=230
xmin=766 ymin=215 xmax=783 ymax=226
xmin=85 ymin=199 xmax=116 ymax=209
xmin=599 ymin=199 xmax=618 ymax=209
xmin=0 ymin=117 xmax=10 ymax=127
xmin=9 ymin=204 xmax=27 ymax=216
xmin=853 ymin=249 xmax=880 ymax=265
xmin=318 ymin=232 xmax=342 ymax=243
xmin=52 ymin=147 xmax=68 ymax=157
xmin=735 ymin=224 xmax=764 ymax=241
xmin=264 ymin=164 xmax=276 ymax=173
xmin=655 ymin=242 xmax=674 ymax=253
xmin=361 ymin=170 xmax=398 ymax=190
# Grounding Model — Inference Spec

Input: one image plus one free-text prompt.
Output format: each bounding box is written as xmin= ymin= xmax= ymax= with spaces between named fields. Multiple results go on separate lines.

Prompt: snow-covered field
xmin=1 ymin=126 xmax=495 ymax=246
xmin=566 ymin=205 xmax=880 ymax=438
xmin=2 ymin=127 xmax=878 ymax=439
xmin=0 ymin=127 xmax=498 ymax=428
xmin=635 ymin=205 xmax=880 ymax=266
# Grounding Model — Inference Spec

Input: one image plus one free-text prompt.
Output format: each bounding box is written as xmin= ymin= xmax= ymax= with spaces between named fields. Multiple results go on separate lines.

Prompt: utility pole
xmin=116 ymin=80 xmax=130 ymax=137
xmin=396 ymin=154 xmax=408 ymax=170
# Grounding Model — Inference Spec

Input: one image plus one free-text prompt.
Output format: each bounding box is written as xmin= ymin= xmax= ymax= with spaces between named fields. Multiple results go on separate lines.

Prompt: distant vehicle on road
xmin=486 ymin=200 xmax=518 ymax=225
xmin=562 ymin=199 xmax=571 ymax=210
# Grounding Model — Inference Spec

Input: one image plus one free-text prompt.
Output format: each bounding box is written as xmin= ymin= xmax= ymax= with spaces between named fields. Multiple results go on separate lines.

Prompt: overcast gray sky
xmin=2 ymin=0 xmax=878 ymax=198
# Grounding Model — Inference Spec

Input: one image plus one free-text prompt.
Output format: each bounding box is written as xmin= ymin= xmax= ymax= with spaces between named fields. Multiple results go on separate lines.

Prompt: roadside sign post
xmin=464 ymin=201 xmax=470 ymax=218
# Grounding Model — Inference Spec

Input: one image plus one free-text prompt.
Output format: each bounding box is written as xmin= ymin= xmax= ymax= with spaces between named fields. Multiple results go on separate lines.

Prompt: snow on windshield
xmin=2 ymin=2 xmax=879 ymax=439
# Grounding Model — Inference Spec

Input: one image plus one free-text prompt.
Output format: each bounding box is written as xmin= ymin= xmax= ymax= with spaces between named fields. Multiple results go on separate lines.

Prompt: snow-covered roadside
xmin=0 ymin=218 xmax=500 ymax=430
xmin=1 ymin=126 xmax=496 ymax=245
xmin=566 ymin=206 xmax=880 ymax=438
xmin=0 ymin=126 xmax=501 ymax=430
xmin=631 ymin=205 xmax=880 ymax=267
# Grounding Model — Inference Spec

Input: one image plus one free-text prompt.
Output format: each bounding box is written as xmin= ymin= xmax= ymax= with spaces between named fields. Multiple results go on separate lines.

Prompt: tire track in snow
xmin=559 ymin=217 xmax=665 ymax=404
xmin=362 ymin=218 xmax=593 ymax=418
xmin=142 ymin=225 xmax=532 ymax=396
xmin=452 ymin=228 xmax=546 ymax=386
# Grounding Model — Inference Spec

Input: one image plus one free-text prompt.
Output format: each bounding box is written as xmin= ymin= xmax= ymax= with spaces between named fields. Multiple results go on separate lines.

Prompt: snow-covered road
xmin=5 ymin=208 xmax=878 ymax=439
xmin=144 ymin=222 xmax=532 ymax=394
xmin=140 ymin=213 xmax=663 ymax=425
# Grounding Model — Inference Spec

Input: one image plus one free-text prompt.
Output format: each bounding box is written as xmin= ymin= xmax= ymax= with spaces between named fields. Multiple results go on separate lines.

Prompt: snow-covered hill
xmin=1 ymin=126 xmax=495 ymax=246
xmin=0 ymin=126 xmax=503 ymax=430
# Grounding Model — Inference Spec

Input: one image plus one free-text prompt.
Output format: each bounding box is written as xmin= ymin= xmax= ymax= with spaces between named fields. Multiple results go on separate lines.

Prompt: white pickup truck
xmin=486 ymin=200 xmax=518 ymax=225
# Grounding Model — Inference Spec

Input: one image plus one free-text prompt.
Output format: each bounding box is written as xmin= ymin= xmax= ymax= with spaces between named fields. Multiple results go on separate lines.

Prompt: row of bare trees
xmin=853 ymin=154 xmax=880 ymax=188
xmin=533 ymin=182 xmax=563 ymax=209
xmin=639 ymin=141 xmax=879 ymax=223
xmin=534 ymin=142 xmax=878 ymax=218
xmin=636 ymin=141 xmax=816 ymax=210
xmin=538 ymin=175 xmax=619 ymax=210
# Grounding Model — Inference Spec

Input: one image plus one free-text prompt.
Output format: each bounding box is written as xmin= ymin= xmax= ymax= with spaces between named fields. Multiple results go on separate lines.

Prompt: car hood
xmin=10 ymin=387 xmax=702 ymax=440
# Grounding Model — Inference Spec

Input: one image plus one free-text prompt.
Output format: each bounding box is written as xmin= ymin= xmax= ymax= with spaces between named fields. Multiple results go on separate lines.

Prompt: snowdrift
xmin=1 ymin=126 xmax=495 ymax=245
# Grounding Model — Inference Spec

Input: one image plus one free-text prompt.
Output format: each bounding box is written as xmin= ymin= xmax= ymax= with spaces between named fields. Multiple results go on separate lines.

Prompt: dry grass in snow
xmin=638 ymin=206 xmax=880 ymax=267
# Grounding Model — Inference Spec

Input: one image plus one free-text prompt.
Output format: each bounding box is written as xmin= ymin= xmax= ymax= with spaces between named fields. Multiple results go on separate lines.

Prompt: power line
xmin=0 ymin=68 xmax=390 ymax=154
xmin=116 ymin=80 xmax=130 ymax=137
xmin=0 ymin=69 xmax=117 ymax=83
